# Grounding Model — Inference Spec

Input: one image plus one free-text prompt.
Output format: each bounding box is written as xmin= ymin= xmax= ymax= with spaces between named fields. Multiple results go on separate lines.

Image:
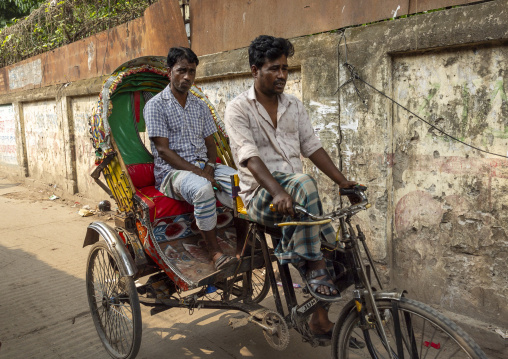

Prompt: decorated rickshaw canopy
xmin=89 ymin=56 xmax=232 ymax=167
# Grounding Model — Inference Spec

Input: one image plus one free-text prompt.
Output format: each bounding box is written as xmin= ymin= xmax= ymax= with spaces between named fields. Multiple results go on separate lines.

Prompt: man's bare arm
xmin=151 ymin=136 xmax=217 ymax=186
xmin=204 ymin=135 xmax=218 ymax=166
xmin=203 ymin=134 xmax=220 ymax=189
xmin=245 ymin=156 xmax=294 ymax=216
xmin=308 ymin=148 xmax=356 ymax=188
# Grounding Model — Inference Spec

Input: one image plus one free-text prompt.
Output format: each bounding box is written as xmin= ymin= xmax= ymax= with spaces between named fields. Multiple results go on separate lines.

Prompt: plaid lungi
xmin=247 ymin=171 xmax=335 ymax=265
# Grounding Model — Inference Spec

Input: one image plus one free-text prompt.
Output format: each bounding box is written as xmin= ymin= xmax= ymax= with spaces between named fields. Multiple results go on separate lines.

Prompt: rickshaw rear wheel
xmin=86 ymin=241 xmax=142 ymax=359
xmin=243 ymin=232 xmax=270 ymax=303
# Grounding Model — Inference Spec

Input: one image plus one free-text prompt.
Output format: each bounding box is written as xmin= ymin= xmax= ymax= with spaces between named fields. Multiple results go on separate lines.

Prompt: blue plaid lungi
xmin=247 ymin=171 xmax=335 ymax=265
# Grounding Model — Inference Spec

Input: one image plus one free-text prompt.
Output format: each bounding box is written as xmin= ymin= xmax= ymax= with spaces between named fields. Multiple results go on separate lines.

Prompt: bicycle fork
xmin=344 ymin=218 xmax=396 ymax=359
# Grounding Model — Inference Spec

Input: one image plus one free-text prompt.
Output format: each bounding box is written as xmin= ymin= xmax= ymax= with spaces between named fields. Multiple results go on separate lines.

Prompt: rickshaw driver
xmin=224 ymin=35 xmax=357 ymax=340
xmin=144 ymin=47 xmax=239 ymax=271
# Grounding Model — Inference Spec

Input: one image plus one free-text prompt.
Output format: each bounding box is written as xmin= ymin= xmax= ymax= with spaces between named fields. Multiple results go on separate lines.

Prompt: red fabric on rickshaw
xmin=135 ymin=186 xmax=194 ymax=222
xmin=127 ymin=163 xmax=223 ymax=222
xmin=128 ymin=163 xmax=156 ymax=189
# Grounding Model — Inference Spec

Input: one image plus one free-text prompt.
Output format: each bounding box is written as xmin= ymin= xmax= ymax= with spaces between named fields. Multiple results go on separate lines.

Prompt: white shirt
xmin=224 ymin=85 xmax=322 ymax=204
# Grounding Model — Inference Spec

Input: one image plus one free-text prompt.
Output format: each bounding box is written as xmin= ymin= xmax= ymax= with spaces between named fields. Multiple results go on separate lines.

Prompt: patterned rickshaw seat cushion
xmin=128 ymin=163 xmax=192 ymax=221
xmin=135 ymin=186 xmax=194 ymax=222
xmin=127 ymin=163 xmax=222 ymax=222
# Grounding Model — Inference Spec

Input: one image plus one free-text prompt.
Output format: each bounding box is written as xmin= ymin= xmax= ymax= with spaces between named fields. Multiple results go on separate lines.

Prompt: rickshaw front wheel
xmin=86 ymin=241 xmax=142 ymax=359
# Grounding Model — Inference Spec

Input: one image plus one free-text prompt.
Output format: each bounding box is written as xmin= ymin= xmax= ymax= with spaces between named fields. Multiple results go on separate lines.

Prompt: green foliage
xmin=2 ymin=0 xmax=46 ymax=13
xmin=0 ymin=0 xmax=156 ymax=68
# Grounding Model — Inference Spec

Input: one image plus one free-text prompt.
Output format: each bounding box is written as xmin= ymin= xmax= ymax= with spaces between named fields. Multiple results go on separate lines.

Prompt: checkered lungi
xmin=247 ymin=171 xmax=335 ymax=266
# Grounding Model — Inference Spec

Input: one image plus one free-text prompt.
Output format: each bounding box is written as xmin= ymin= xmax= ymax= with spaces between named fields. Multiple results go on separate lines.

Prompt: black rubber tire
xmin=245 ymin=265 xmax=270 ymax=303
xmin=245 ymin=232 xmax=271 ymax=303
xmin=332 ymin=297 xmax=487 ymax=359
xmin=86 ymin=242 xmax=142 ymax=359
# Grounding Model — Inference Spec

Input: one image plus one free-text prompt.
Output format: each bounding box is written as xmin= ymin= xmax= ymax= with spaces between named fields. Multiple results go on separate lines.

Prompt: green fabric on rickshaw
xmin=108 ymin=72 xmax=169 ymax=165
xmin=108 ymin=92 xmax=153 ymax=165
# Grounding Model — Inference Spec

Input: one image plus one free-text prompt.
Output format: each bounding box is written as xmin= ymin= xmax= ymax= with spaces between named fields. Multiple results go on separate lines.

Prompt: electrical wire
xmin=336 ymin=31 xmax=508 ymax=159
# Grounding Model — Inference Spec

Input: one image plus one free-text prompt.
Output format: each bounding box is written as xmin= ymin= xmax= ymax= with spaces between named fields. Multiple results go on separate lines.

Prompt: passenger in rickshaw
xmin=144 ymin=47 xmax=238 ymax=271
xmin=224 ymin=35 xmax=357 ymax=339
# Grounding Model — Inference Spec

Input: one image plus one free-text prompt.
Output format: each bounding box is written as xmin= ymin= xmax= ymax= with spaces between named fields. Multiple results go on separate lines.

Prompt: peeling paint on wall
xmin=87 ymin=42 xmax=95 ymax=72
xmin=0 ymin=104 xmax=17 ymax=166
xmin=72 ymin=96 xmax=103 ymax=199
xmin=8 ymin=59 xmax=42 ymax=90
xmin=392 ymin=45 xmax=508 ymax=322
xmin=23 ymin=100 xmax=63 ymax=183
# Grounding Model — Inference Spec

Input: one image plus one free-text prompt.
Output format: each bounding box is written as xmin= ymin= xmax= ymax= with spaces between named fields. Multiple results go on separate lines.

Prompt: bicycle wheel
xmin=333 ymin=297 xmax=487 ymax=359
xmin=219 ymin=233 xmax=270 ymax=303
xmin=245 ymin=265 xmax=270 ymax=303
xmin=86 ymin=242 xmax=142 ymax=359
xmin=245 ymin=232 xmax=271 ymax=303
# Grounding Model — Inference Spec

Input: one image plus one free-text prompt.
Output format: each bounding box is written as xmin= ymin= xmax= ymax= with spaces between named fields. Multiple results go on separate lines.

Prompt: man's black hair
xmin=248 ymin=35 xmax=294 ymax=68
xmin=166 ymin=47 xmax=199 ymax=68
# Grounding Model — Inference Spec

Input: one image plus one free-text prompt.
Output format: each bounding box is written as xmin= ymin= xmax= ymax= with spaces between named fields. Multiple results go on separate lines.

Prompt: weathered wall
xmin=195 ymin=2 xmax=508 ymax=354
xmin=336 ymin=1 xmax=508 ymax=334
xmin=71 ymin=95 xmax=103 ymax=199
xmin=190 ymin=0 xmax=484 ymax=56
xmin=392 ymin=46 xmax=508 ymax=323
xmin=0 ymin=0 xmax=187 ymax=95
xmin=23 ymin=100 xmax=62 ymax=184
xmin=0 ymin=104 xmax=17 ymax=167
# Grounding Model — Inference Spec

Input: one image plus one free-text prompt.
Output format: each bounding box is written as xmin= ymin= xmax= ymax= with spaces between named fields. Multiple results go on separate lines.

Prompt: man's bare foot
xmin=309 ymin=307 xmax=334 ymax=335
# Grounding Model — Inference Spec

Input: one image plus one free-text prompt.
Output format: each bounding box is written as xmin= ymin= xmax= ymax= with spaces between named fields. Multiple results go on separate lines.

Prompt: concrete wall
xmin=71 ymin=95 xmax=103 ymax=199
xmin=190 ymin=0 xmax=483 ymax=56
xmin=0 ymin=1 xmax=506 ymax=355
xmin=0 ymin=104 xmax=17 ymax=166
xmin=195 ymin=3 xmax=508 ymax=353
xmin=0 ymin=0 xmax=187 ymax=95
xmin=335 ymin=3 xmax=508 ymax=336
xmin=392 ymin=46 xmax=508 ymax=324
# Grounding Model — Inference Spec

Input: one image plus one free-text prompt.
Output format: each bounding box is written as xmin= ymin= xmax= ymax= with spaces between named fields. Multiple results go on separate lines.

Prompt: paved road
xmin=0 ymin=177 xmax=337 ymax=359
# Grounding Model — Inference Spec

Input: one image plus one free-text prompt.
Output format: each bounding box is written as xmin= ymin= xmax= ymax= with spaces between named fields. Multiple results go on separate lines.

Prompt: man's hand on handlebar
xmin=339 ymin=183 xmax=367 ymax=205
xmin=272 ymin=191 xmax=295 ymax=217
xmin=338 ymin=179 xmax=357 ymax=189
xmin=337 ymin=179 xmax=363 ymax=205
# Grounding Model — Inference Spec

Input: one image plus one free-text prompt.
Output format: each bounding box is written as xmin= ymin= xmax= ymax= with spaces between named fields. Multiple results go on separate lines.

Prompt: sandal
xmin=300 ymin=268 xmax=342 ymax=302
xmin=313 ymin=328 xmax=333 ymax=347
xmin=214 ymin=254 xmax=238 ymax=271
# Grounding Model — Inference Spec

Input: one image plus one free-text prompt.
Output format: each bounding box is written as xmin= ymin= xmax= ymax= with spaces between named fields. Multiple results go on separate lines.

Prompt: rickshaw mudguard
xmin=84 ymin=221 xmax=137 ymax=277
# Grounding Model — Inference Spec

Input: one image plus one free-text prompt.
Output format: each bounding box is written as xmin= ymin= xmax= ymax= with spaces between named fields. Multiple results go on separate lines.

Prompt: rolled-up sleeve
xmin=297 ymin=102 xmax=322 ymax=157
xmin=224 ymin=101 xmax=260 ymax=167
xmin=144 ymin=101 xmax=168 ymax=139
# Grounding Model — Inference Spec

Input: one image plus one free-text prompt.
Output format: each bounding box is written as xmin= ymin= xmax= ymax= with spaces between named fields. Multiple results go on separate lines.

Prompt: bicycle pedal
xmin=317 ymin=338 xmax=331 ymax=347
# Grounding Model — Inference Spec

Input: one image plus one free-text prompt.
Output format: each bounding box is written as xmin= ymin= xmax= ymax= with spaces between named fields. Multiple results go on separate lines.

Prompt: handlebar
xmin=269 ymin=184 xmax=370 ymax=226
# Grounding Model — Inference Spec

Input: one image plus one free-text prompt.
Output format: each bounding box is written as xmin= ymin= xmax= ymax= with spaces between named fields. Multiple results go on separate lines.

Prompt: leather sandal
xmin=300 ymin=268 xmax=342 ymax=302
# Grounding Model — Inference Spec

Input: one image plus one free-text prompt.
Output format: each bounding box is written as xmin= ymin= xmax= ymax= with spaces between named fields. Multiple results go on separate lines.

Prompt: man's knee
xmin=193 ymin=182 xmax=216 ymax=203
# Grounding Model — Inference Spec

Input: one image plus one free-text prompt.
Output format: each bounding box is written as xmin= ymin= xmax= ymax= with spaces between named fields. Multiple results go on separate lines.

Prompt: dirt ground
xmin=0 ymin=176 xmax=504 ymax=359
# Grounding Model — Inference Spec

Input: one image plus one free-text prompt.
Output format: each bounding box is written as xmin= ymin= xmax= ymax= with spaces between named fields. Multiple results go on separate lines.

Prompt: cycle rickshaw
xmin=84 ymin=56 xmax=487 ymax=359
